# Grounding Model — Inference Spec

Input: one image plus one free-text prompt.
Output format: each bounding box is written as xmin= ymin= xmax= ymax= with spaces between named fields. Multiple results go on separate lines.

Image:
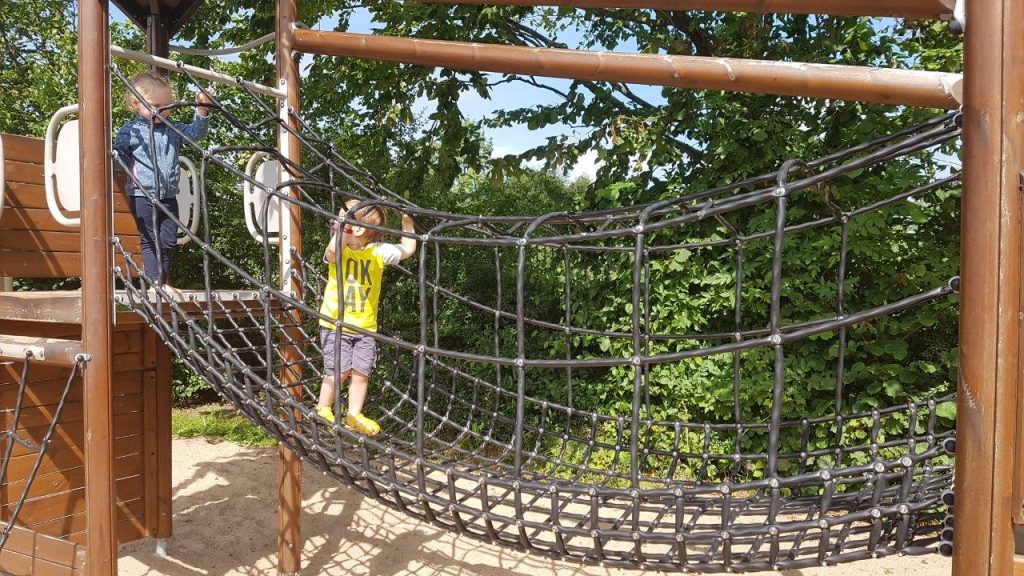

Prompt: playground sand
xmin=118 ymin=437 xmax=952 ymax=576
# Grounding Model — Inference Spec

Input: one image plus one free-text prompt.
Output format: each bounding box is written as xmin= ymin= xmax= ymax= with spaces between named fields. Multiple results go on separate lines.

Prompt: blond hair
xmin=126 ymin=71 xmax=174 ymax=110
xmin=342 ymin=199 xmax=387 ymax=243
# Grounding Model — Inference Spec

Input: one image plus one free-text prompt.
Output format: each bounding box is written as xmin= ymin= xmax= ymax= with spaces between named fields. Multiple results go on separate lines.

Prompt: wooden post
xmin=79 ymin=1 xmax=117 ymax=575
xmin=142 ymin=10 xmax=176 ymax=546
xmin=953 ymin=0 xmax=1024 ymax=572
xmin=276 ymin=0 xmax=304 ymax=573
xmin=146 ymin=13 xmax=171 ymax=62
xmin=155 ymin=341 xmax=173 ymax=539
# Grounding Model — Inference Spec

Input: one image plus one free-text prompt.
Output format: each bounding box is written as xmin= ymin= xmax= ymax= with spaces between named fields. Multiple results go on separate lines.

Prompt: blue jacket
xmin=113 ymin=114 xmax=208 ymax=199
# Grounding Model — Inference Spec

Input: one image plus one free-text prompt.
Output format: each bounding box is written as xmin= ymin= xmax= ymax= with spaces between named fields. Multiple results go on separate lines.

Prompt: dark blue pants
xmin=129 ymin=196 xmax=179 ymax=284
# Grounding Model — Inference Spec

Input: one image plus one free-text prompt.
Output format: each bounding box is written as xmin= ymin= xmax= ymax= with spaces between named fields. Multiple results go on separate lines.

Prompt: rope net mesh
xmin=0 ymin=356 xmax=83 ymax=552
xmin=108 ymin=62 xmax=959 ymax=571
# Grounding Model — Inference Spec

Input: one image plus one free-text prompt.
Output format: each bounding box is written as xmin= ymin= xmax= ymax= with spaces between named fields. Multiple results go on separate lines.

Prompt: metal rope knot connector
xmin=695 ymin=199 xmax=714 ymax=219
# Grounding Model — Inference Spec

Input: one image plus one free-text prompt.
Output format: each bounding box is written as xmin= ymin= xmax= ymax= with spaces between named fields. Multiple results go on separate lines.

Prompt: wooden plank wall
xmin=0 ymin=319 xmax=169 ymax=564
xmin=0 ymin=133 xmax=141 ymax=278
xmin=0 ymin=524 xmax=85 ymax=576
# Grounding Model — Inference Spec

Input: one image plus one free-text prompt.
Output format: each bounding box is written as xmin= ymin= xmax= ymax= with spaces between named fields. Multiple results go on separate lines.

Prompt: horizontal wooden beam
xmin=0 ymin=292 xmax=151 ymax=324
xmin=292 ymin=29 xmax=962 ymax=109
xmin=0 ymin=290 xmax=277 ymax=325
xmin=418 ymin=0 xmax=955 ymax=19
xmin=0 ymin=335 xmax=83 ymax=366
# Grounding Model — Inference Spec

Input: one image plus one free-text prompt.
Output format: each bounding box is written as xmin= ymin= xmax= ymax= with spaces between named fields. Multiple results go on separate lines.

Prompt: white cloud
xmin=489 ymin=146 xmax=603 ymax=182
xmin=567 ymin=149 xmax=601 ymax=182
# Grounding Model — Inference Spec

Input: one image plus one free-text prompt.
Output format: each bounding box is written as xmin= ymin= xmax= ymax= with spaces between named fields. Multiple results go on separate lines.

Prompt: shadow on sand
xmin=117 ymin=438 xmax=947 ymax=576
xmin=118 ymin=439 xmax=619 ymax=576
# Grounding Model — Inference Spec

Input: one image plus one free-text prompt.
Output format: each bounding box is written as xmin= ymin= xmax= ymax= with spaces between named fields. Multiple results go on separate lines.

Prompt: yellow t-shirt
xmin=319 ymin=241 xmax=403 ymax=332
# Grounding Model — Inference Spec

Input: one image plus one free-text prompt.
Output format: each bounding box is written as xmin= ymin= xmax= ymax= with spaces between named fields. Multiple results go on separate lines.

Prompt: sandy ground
xmin=118 ymin=437 xmax=952 ymax=576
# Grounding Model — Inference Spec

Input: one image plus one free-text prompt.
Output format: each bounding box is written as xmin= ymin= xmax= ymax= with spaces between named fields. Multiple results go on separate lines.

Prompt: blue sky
xmin=314 ymin=7 xmax=669 ymax=179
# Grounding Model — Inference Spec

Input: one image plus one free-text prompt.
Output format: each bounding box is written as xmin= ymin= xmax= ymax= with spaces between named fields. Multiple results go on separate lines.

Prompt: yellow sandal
xmin=316 ymin=405 xmax=335 ymax=424
xmin=345 ymin=413 xmax=380 ymax=436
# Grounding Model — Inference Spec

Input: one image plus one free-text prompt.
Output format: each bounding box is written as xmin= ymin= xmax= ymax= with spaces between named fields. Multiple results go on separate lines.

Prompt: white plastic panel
xmin=243 ymin=152 xmax=281 ymax=245
xmin=44 ymin=105 xmax=81 ymax=226
xmin=176 ymin=157 xmax=200 ymax=246
xmin=54 ymin=120 xmax=82 ymax=214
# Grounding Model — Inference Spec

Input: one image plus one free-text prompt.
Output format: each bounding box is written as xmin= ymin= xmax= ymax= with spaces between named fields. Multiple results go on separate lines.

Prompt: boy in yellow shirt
xmin=316 ymin=200 xmax=417 ymax=435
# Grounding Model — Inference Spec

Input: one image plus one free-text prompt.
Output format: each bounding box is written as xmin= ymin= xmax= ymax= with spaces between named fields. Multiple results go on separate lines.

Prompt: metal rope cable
xmin=170 ymin=33 xmax=276 ymax=56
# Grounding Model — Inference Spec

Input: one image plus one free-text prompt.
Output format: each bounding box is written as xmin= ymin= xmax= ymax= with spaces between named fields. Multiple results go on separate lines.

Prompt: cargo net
xmin=108 ymin=61 xmax=961 ymax=571
xmin=0 ymin=355 xmax=83 ymax=552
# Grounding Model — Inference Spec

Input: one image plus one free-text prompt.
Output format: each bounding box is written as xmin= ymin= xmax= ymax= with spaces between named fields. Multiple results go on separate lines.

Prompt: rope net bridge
xmin=107 ymin=61 xmax=960 ymax=571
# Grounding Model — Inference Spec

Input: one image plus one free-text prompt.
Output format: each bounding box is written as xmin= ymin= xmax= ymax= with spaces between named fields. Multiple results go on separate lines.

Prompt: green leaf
xmin=935 ymin=401 xmax=957 ymax=422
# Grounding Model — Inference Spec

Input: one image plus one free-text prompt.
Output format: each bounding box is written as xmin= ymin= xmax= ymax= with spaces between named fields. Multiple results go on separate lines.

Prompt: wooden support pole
xmin=953 ymin=0 xmax=1024 ymax=572
xmin=79 ymin=1 xmax=117 ymax=575
xmin=277 ymin=0 xmax=304 ymax=573
xmin=146 ymin=13 xmax=170 ymax=63
xmin=144 ymin=12 xmax=175 ymax=543
xmin=418 ymin=0 xmax=954 ymax=19
xmin=155 ymin=340 xmax=173 ymax=538
xmin=292 ymin=29 xmax=962 ymax=109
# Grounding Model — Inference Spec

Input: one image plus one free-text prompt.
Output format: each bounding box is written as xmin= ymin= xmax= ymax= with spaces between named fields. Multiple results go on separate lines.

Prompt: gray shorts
xmin=320 ymin=328 xmax=377 ymax=378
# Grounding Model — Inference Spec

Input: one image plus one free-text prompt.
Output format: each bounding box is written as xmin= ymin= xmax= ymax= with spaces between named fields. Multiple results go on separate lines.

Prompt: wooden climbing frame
xmin=7 ymin=0 xmax=1012 ymax=574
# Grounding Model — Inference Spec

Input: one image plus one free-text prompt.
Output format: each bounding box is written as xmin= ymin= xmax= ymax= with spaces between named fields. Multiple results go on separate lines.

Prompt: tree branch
xmin=501 ymin=18 xmax=705 ymax=162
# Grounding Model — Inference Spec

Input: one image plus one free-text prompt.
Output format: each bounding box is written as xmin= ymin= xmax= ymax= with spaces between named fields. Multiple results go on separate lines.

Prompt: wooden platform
xmin=0 ymin=290 xmax=269 ymax=325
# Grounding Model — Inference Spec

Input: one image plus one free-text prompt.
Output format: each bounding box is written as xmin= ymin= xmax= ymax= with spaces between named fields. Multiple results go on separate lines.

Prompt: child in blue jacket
xmin=114 ymin=72 xmax=210 ymax=288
